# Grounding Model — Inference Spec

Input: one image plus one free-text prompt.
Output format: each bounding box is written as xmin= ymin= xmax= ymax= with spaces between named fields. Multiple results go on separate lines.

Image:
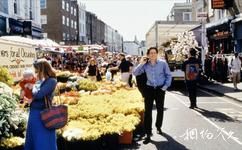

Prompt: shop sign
xmin=213 ymin=31 xmax=231 ymax=39
xmin=0 ymin=39 xmax=36 ymax=81
xmin=212 ymin=0 xmax=233 ymax=9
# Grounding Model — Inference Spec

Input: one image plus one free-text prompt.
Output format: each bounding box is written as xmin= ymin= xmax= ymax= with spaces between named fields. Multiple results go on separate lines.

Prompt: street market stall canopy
xmin=0 ymin=36 xmax=60 ymax=47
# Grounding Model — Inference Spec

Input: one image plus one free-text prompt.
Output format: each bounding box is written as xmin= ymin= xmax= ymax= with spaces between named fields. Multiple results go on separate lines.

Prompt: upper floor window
xmin=66 ymin=17 xmax=69 ymax=26
xmin=74 ymin=8 xmax=76 ymax=16
xmin=14 ymin=0 xmax=17 ymax=14
xmin=63 ymin=32 xmax=66 ymax=40
xmin=183 ymin=12 xmax=192 ymax=21
xmin=71 ymin=7 xmax=73 ymax=15
xmin=40 ymin=0 xmax=46 ymax=9
xmin=71 ymin=20 xmax=73 ymax=28
xmin=62 ymin=15 xmax=65 ymax=25
xmin=41 ymin=15 xmax=47 ymax=24
xmin=66 ymin=3 xmax=69 ymax=12
xmin=62 ymin=0 xmax=65 ymax=10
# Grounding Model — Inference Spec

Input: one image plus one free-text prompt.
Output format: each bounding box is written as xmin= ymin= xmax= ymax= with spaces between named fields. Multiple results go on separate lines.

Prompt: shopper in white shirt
xmin=230 ymin=53 xmax=242 ymax=91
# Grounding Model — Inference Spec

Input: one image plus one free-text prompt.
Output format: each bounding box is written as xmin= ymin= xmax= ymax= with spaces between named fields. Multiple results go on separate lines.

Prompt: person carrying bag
xmin=24 ymin=59 xmax=60 ymax=150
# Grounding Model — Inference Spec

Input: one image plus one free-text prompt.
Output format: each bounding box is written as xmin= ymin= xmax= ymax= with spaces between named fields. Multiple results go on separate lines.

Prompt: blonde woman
xmin=84 ymin=58 xmax=99 ymax=81
xmin=24 ymin=59 xmax=57 ymax=150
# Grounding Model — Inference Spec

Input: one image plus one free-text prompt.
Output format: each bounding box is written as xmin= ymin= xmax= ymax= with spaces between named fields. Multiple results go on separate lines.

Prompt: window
xmin=66 ymin=2 xmax=69 ymax=11
xmin=74 ymin=8 xmax=76 ymax=16
xmin=41 ymin=15 xmax=47 ymax=24
xmin=40 ymin=0 xmax=46 ymax=9
xmin=67 ymin=34 xmax=69 ymax=40
xmin=63 ymin=33 xmax=66 ymax=40
xmin=71 ymin=20 xmax=73 ymax=28
xmin=62 ymin=0 xmax=65 ymax=10
xmin=183 ymin=12 xmax=192 ymax=21
xmin=14 ymin=0 xmax=17 ymax=14
xmin=66 ymin=17 xmax=69 ymax=26
xmin=75 ymin=21 xmax=77 ymax=29
xmin=71 ymin=7 xmax=73 ymax=14
xmin=62 ymin=15 xmax=65 ymax=25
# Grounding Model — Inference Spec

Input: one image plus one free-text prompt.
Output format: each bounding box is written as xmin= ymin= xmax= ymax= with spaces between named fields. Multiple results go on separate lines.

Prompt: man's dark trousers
xmin=186 ymin=80 xmax=197 ymax=107
xmin=144 ymin=86 xmax=165 ymax=135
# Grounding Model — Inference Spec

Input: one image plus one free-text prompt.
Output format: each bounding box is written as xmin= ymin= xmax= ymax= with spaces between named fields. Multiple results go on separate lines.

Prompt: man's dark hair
xmin=147 ymin=47 xmax=158 ymax=55
xmin=189 ymin=48 xmax=197 ymax=57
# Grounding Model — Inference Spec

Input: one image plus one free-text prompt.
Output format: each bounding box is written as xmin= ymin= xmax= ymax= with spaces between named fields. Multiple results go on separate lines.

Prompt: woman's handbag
xmin=40 ymin=96 xmax=68 ymax=130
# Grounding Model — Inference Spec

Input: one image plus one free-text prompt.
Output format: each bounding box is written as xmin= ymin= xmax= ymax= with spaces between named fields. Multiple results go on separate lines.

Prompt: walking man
xmin=182 ymin=48 xmax=201 ymax=109
xmin=230 ymin=52 xmax=241 ymax=91
xmin=133 ymin=47 xmax=172 ymax=144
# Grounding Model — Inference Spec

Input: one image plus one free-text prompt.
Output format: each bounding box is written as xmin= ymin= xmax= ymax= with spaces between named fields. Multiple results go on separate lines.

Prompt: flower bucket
xmin=119 ymin=131 xmax=133 ymax=144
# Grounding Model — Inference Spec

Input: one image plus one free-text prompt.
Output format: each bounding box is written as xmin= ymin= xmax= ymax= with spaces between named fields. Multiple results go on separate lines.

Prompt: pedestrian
xmin=133 ymin=47 xmax=172 ymax=144
xmin=110 ymin=53 xmax=133 ymax=87
xmin=84 ymin=58 xmax=99 ymax=81
xmin=229 ymin=52 xmax=241 ymax=91
xmin=204 ymin=53 xmax=212 ymax=81
xmin=24 ymin=59 xmax=57 ymax=150
xmin=182 ymin=48 xmax=201 ymax=109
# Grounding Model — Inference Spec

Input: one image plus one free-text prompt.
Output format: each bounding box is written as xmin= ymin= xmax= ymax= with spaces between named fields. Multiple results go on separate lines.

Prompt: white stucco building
xmin=123 ymin=41 xmax=140 ymax=56
xmin=78 ymin=2 xmax=87 ymax=44
xmin=0 ymin=0 xmax=41 ymax=38
xmin=105 ymin=24 xmax=123 ymax=52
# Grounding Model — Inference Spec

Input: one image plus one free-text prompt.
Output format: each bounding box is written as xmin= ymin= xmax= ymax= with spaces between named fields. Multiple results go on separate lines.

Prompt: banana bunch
xmin=0 ymin=67 xmax=13 ymax=86
xmin=0 ymin=136 xmax=24 ymax=148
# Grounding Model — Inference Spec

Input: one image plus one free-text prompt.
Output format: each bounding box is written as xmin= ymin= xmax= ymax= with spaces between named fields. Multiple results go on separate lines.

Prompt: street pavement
xmin=120 ymin=82 xmax=242 ymax=150
xmin=199 ymin=81 xmax=242 ymax=102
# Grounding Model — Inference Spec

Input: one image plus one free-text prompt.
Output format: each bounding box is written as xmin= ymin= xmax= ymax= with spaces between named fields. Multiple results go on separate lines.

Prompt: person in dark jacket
xmin=84 ymin=58 xmax=98 ymax=81
xmin=182 ymin=48 xmax=201 ymax=109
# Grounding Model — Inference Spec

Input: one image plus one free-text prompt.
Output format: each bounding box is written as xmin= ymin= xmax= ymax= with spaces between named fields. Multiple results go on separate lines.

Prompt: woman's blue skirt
xmin=24 ymin=108 xmax=57 ymax=150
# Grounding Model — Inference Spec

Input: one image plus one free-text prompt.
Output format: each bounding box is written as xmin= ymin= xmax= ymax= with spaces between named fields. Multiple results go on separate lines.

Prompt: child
xmin=19 ymin=69 xmax=36 ymax=106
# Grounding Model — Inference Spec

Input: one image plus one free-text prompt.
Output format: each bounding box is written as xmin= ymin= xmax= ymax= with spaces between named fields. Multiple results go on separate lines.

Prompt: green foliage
xmin=0 ymin=94 xmax=27 ymax=139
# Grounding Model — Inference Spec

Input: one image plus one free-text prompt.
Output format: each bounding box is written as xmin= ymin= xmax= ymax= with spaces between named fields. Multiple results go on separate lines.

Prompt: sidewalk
xmin=198 ymin=81 xmax=242 ymax=102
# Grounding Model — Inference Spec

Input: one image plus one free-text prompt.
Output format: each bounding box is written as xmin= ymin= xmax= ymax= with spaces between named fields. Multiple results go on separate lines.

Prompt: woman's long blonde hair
xmin=33 ymin=59 xmax=56 ymax=79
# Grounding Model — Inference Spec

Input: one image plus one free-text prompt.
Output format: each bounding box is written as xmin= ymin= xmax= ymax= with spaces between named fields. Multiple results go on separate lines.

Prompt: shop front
xmin=0 ymin=15 xmax=6 ymax=36
xmin=206 ymin=17 xmax=234 ymax=55
xmin=231 ymin=14 xmax=242 ymax=53
xmin=9 ymin=18 xmax=24 ymax=35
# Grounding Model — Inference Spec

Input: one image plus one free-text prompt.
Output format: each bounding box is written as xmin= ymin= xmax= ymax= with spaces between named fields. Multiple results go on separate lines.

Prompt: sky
xmin=79 ymin=0 xmax=187 ymax=41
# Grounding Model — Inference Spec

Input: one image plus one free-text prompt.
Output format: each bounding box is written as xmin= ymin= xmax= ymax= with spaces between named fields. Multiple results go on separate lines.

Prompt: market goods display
xmin=0 ymin=93 xmax=27 ymax=139
xmin=0 ymin=82 xmax=13 ymax=96
xmin=59 ymin=88 xmax=144 ymax=142
xmin=0 ymin=67 xmax=13 ymax=86
xmin=77 ymin=79 xmax=98 ymax=91
xmin=0 ymin=136 xmax=24 ymax=149
xmin=56 ymin=71 xmax=74 ymax=83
